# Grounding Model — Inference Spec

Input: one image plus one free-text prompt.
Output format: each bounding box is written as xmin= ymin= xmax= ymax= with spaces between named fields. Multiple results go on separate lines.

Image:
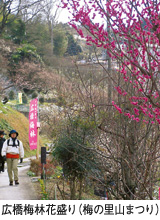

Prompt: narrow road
xmin=0 ymin=161 xmax=38 ymax=200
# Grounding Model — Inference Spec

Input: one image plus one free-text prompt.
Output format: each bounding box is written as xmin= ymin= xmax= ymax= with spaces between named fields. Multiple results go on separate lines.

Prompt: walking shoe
xmin=9 ymin=181 xmax=13 ymax=186
xmin=15 ymin=180 xmax=19 ymax=185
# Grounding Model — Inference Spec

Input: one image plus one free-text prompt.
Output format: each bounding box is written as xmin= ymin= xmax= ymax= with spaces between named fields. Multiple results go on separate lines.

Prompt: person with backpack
xmin=0 ymin=130 xmax=6 ymax=172
xmin=2 ymin=130 xmax=24 ymax=186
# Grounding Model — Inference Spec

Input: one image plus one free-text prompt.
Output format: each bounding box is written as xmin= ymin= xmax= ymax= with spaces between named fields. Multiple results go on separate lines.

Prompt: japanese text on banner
xmin=29 ymin=98 xmax=38 ymax=150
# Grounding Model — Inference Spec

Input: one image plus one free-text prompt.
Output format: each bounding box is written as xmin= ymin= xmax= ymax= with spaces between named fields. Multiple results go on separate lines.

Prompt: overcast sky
xmin=56 ymin=7 xmax=70 ymax=23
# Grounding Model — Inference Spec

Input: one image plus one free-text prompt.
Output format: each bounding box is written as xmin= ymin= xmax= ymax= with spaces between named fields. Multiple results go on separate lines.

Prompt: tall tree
xmin=4 ymin=15 xmax=25 ymax=44
xmin=25 ymin=15 xmax=50 ymax=57
xmin=0 ymin=0 xmax=45 ymax=35
xmin=65 ymin=32 xmax=82 ymax=56
xmin=39 ymin=0 xmax=62 ymax=55
xmin=53 ymin=28 xmax=68 ymax=56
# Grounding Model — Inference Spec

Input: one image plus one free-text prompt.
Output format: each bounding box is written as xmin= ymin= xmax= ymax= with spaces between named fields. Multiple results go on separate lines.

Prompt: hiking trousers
xmin=6 ymin=158 xmax=19 ymax=182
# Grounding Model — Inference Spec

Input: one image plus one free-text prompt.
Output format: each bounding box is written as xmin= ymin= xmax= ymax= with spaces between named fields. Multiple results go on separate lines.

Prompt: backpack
xmin=7 ymin=139 xmax=19 ymax=148
xmin=0 ymin=138 xmax=5 ymax=156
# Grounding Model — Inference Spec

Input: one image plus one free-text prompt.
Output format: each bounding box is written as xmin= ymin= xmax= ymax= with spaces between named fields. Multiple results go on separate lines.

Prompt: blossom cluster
xmin=61 ymin=0 xmax=160 ymax=124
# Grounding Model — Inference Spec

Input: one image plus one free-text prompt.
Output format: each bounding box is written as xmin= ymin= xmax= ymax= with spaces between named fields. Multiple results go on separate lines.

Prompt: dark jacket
xmin=0 ymin=137 xmax=6 ymax=161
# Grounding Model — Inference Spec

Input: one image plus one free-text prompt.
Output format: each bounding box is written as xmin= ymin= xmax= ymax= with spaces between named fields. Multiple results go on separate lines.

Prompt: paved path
xmin=0 ymin=160 xmax=38 ymax=200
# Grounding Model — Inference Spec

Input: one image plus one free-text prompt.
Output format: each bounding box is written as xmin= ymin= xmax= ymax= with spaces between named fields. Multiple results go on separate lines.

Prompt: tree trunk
xmin=78 ymin=178 xmax=83 ymax=200
xmin=121 ymin=124 xmax=137 ymax=200
xmin=70 ymin=177 xmax=76 ymax=200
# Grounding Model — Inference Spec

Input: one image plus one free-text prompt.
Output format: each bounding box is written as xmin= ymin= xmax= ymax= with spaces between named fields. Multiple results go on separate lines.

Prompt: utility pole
xmin=51 ymin=18 xmax=54 ymax=55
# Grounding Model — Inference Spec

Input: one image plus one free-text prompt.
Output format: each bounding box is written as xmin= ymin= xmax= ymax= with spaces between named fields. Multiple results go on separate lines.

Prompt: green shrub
xmin=27 ymin=170 xmax=36 ymax=177
xmin=22 ymin=93 xmax=28 ymax=104
xmin=10 ymin=44 xmax=42 ymax=64
xmin=39 ymin=97 xmax=44 ymax=104
xmin=8 ymin=91 xmax=15 ymax=100
xmin=32 ymin=91 xmax=38 ymax=99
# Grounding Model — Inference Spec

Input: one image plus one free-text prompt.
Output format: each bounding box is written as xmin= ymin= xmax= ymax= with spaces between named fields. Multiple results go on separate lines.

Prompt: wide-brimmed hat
xmin=0 ymin=130 xmax=6 ymax=135
xmin=9 ymin=130 xmax=19 ymax=137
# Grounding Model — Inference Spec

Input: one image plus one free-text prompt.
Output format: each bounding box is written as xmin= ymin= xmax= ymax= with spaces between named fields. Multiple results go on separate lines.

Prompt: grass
xmin=7 ymin=100 xmax=18 ymax=105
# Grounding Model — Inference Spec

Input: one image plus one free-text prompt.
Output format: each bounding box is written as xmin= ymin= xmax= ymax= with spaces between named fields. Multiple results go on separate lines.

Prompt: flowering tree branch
xmin=61 ymin=0 xmax=160 ymax=125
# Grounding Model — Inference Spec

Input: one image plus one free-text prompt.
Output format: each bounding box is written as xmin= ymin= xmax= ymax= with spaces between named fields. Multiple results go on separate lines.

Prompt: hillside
xmin=0 ymin=102 xmax=36 ymax=157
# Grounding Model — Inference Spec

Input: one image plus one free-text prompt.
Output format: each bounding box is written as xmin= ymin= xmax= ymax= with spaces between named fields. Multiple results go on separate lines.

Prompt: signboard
xmin=18 ymin=92 xmax=23 ymax=104
xmin=29 ymin=98 xmax=38 ymax=150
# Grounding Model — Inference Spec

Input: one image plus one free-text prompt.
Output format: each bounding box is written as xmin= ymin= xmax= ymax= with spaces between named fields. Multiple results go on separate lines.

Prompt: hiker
xmin=2 ymin=130 xmax=24 ymax=186
xmin=0 ymin=130 xmax=6 ymax=172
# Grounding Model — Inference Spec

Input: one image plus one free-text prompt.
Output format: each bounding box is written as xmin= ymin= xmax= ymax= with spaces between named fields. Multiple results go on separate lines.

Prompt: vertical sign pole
xmin=36 ymin=128 xmax=39 ymax=159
